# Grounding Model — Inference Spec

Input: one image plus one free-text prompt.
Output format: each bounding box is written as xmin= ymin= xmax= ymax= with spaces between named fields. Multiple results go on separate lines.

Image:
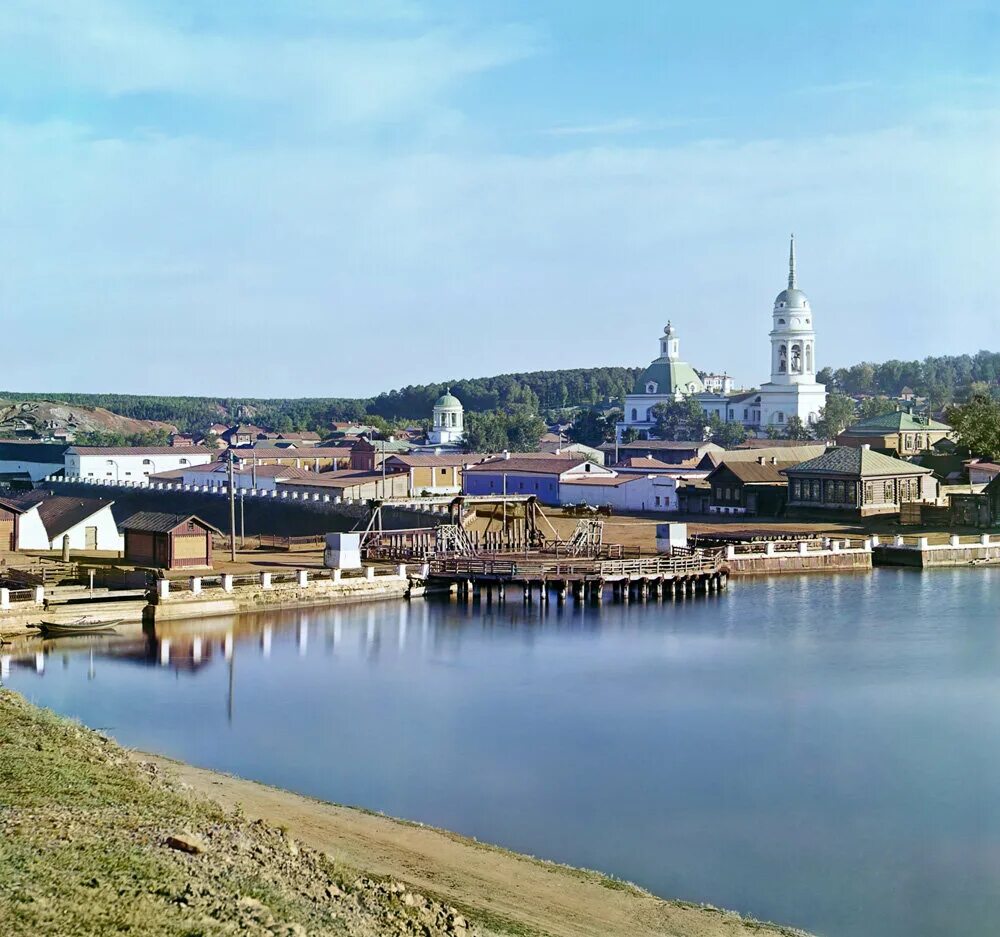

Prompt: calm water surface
xmin=5 ymin=569 xmax=1000 ymax=937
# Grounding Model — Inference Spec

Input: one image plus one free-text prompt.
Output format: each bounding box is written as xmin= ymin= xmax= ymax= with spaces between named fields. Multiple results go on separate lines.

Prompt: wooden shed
xmin=120 ymin=512 xmax=218 ymax=569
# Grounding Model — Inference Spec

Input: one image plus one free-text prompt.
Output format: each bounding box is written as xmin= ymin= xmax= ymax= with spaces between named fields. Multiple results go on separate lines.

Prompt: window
xmin=715 ymin=487 xmax=723 ymax=500
xmin=142 ymin=459 xmax=152 ymax=466
xmin=631 ymin=408 xmax=637 ymax=421
xmin=743 ymin=408 xmax=749 ymax=420
xmin=646 ymin=382 xmax=658 ymax=394
xmin=778 ymin=318 xmax=785 ymax=324
xmin=440 ymin=468 xmax=447 ymax=475
xmin=777 ymin=412 xmax=785 ymax=423
xmin=655 ymin=496 xmax=661 ymax=506
xmin=884 ymin=481 xmax=894 ymax=501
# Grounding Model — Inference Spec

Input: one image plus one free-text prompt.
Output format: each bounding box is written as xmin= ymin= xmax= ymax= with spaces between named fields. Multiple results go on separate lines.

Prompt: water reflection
xmin=3 ymin=570 xmax=1000 ymax=937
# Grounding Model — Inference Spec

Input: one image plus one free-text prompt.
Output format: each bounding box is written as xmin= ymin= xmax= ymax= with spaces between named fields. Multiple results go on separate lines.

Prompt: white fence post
xmin=0 ymin=588 xmax=9 ymax=610
xmin=297 ymin=570 xmax=309 ymax=587
xmin=222 ymin=574 xmax=234 ymax=593
xmin=34 ymin=586 xmax=45 ymax=605
xmin=156 ymin=579 xmax=170 ymax=599
xmin=261 ymin=572 xmax=272 ymax=590
xmin=190 ymin=577 xmax=202 ymax=595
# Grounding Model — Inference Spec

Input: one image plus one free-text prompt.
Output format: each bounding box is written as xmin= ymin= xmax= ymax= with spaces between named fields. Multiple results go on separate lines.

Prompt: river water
xmin=5 ymin=568 xmax=1000 ymax=937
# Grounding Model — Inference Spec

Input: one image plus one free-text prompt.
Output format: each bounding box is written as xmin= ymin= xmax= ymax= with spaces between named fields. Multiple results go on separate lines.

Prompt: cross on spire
xmin=788 ymin=233 xmax=796 ymax=290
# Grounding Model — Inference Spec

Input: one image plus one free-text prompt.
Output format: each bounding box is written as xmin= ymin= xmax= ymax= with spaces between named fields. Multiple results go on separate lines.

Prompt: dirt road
xmin=144 ymin=754 xmax=812 ymax=937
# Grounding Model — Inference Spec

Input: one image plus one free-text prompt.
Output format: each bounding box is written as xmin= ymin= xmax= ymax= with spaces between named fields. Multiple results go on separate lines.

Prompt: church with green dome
xmin=616 ymin=238 xmax=827 ymax=441
xmin=428 ymin=389 xmax=464 ymax=445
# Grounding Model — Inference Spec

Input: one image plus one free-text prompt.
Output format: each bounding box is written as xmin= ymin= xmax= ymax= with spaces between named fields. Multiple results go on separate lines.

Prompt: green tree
xmin=650 ymin=399 xmax=707 ymax=441
xmin=946 ymin=396 xmax=1000 ymax=460
xmin=857 ymin=396 xmax=896 ymax=420
xmin=570 ymin=408 xmax=609 ymax=447
xmin=709 ymin=417 xmax=748 ymax=447
xmin=782 ymin=416 xmax=813 ymax=440
xmin=814 ymin=392 xmax=856 ymax=439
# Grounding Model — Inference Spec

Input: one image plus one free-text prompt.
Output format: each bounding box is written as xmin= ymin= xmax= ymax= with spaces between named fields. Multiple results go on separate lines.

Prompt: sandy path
xmin=140 ymin=754 xmax=810 ymax=937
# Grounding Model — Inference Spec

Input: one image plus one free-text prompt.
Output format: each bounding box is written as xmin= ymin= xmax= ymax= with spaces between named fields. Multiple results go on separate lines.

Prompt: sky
xmin=1 ymin=0 xmax=999 ymax=398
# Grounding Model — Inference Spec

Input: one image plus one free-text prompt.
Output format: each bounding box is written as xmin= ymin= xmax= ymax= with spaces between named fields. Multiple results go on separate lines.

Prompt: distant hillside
xmin=0 ymin=366 xmax=640 ymax=434
xmin=0 ymin=398 xmax=177 ymax=440
xmin=5 ymin=350 xmax=995 ymax=436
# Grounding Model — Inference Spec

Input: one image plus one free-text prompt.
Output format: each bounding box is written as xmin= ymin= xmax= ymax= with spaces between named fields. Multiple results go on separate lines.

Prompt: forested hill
xmin=0 ymin=366 xmax=640 ymax=434
xmin=4 ymin=351 xmax=996 ymax=434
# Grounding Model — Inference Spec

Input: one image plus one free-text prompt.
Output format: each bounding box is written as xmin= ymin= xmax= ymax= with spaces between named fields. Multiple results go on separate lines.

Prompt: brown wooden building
xmin=783 ymin=446 xmax=937 ymax=517
xmin=120 ymin=512 xmax=218 ymax=569
xmin=706 ymin=459 xmax=798 ymax=516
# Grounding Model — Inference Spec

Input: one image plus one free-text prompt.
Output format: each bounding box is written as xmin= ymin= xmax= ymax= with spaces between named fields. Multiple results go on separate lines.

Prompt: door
xmin=85 ymin=526 xmax=98 ymax=550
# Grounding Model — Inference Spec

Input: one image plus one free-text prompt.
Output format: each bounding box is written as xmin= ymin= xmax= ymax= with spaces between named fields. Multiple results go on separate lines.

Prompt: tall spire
xmin=788 ymin=233 xmax=796 ymax=289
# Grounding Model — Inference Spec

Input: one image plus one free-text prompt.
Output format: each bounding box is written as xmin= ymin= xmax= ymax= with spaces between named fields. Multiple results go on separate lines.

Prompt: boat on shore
xmin=34 ymin=617 xmax=122 ymax=637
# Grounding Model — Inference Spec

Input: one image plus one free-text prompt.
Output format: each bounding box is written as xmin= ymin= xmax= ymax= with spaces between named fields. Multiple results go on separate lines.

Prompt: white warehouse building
xmin=65 ymin=446 xmax=214 ymax=483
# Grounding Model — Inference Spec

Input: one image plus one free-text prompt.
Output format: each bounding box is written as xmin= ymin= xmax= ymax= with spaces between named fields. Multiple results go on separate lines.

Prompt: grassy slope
xmin=0 ymin=690 xmax=471 ymax=937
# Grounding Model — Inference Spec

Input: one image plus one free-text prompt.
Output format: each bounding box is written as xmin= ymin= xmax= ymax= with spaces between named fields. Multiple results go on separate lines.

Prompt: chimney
xmin=771 ymin=456 xmax=778 ymax=465
xmin=758 ymin=456 xmax=766 ymax=465
xmin=503 ymin=450 xmax=511 ymax=460
xmin=862 ymin=444 xmax=871 ymax=450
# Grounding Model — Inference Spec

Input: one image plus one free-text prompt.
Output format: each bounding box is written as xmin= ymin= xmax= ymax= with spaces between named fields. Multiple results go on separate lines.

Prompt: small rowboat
xmin=35 ymin=617 xmax=122 ymax=637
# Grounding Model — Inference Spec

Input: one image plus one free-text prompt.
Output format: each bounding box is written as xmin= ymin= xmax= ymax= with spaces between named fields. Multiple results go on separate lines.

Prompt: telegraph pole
xmin=228 ymin=450 xmax=237 ymax=562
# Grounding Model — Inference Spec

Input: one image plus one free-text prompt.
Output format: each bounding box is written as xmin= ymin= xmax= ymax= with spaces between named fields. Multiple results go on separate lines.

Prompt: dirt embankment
xmin=141 ymin=758 xmax=812 ymax=937
xmin=0 ymin=689 xmax=811 ymax=937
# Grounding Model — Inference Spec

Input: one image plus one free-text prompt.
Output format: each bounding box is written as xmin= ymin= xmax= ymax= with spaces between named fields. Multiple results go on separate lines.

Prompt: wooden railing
xmin=429 ymin=549 xmax=722 ymax=579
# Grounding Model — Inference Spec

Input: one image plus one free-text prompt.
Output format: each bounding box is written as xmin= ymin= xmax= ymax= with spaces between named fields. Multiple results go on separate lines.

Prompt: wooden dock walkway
xmin=428 ymin=550 xmax=728 ymax=604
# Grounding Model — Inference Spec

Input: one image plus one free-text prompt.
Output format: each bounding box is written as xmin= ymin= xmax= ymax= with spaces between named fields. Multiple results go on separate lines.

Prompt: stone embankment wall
xmin=149 ymin=567 xmax=417 ymax=622
xmin=874 ymin=534 xmax=1000 ymax=569
xmin=723 ymin=538 xmax=874 ymax=576
xmin=45 ymin=480 xmax=445 ymax=537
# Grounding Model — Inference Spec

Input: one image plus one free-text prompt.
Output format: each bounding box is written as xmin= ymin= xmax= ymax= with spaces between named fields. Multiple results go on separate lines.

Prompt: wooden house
xmin=120 ymin=512 xmax=218 ymax=569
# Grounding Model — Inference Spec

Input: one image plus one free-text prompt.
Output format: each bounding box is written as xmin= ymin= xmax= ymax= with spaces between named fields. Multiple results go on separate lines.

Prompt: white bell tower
xmin=769 ymin=235 xmax=817 ymax=385
xmin=758 ymin=235 xmax=827 ymax=428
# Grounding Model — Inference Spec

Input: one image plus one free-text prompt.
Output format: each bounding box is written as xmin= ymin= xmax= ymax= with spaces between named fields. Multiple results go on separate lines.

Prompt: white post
xmin=34 ymin=586 xmax=45 ymax=605
xmin=397 ymin=564 xmax=407 ymax=578
xmin=297 ymin=569 xmax=308 ymax=587
xmin=798 ymin=541 xmax=809 ymax=555
xmin=156 ymin=579 xmax=170 ymax=599
xmin=222 ymin=574 xmax=234 ymax=593
xmin=725 ymin=545 xmax=736 ymax=560
xmin=894 ymin=535 xmax=904 ymax=547
xmin=764 ymin=542 xmax=775 ymax=556
xmin=831 ymin=540 xmax=841 ymax=553
xmin=870 ymin=535 xmax=880 ymax=547
xmin=981 ymin=534 xmax=991 ymax=546
xmin=0 ymin=588 xmax=9 ymax=610
xmin=260 ymin=572 xmax=272 ymax=590
xmin=331 ymin=569 xmax=342 ymax=584
xmin=365 ymin=566 xmax=376 ymax=581
xmin=917 ymin=536 xmax=929 ymax=550
xmin=190 ymin=577 xmax=202 ymax=595
xmin=949 ymin=535 xmax=961 ymax=548
xmin=863 ymin=538 xmax=873 ymax=552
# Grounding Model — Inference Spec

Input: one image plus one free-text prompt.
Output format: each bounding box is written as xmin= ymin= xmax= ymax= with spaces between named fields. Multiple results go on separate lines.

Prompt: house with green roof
xmin=783 ymin=446 xmax=937 ymax=516
xmin=836 ymin=409 xmax=953 ymax=456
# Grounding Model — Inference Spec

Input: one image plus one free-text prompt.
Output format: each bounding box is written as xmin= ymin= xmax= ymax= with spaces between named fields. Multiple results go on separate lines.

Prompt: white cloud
xmin=0 ymin=0 xmax=537 ymax=125
xmin=1 ymin=108 xmax=998 ymax=396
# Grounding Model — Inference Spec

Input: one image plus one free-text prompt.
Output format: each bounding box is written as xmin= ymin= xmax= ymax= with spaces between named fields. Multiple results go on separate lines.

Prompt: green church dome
xmin=633 ymin=359 xmax=705 ymax=396
xmin=434 ymin=390 xmax=463 ymax=409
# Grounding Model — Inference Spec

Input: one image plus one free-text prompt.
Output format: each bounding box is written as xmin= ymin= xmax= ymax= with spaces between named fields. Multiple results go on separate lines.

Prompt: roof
xmin=276 ymin=470 xmax=387 ymax=489
xmin=0 ymin=441 xmax=71 ymax=462
xmin=617 ymin=456 xmax=675 ymax=470
xmin=773 ymin=287 xmax=809 ymax=308
xmin=842 ymin=410 xmax=952 ymax=435
xmin=968 ymin=461 xmax=1000 ymax=475
xmin=614 ymin=440 xmax=718 ymax=452
xmin=434 ymin=391 xmax=463 ymax=409
xmin=707 ymin=461 xmax=798 ymax=485
xmin=712 ymin=445 xmax=827 ymax=464
xmin=69 ymin=446 xmax=213 ymax=456
xmin=229 ymin=447 xmax=352 ymax=460
xmin=783 ymin=447 xmax=933 ymax=478
xmin=0 ymin=492 xmax=114 ymax=536
xmin=121 ymin=512 xmax=220 ymax=534
xmin=386 ymin=453 xmax=484 ymax=468
xmin=633 ymin=358 xmax=705 ymax=396
xmin=464 ymin=456 xmax=607 ymax=476
xmin=559 ymin=474 xmax=640 ymax=487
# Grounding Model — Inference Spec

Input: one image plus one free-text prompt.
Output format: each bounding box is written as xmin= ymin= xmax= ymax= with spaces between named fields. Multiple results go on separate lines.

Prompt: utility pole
xmin=228 ymin=450 xmax=237 ymax=562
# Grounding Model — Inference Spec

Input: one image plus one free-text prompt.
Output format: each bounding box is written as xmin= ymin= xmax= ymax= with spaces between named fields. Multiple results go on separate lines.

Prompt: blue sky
xmin=1 ymin=0 xmax=998 ymax=397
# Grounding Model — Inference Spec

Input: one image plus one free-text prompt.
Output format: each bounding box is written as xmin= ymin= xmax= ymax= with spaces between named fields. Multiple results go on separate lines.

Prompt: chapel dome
xmin=774 ymin=287 xmax=809 ymax=309
xmin=434 ymin=390 xmax=463 ymax=409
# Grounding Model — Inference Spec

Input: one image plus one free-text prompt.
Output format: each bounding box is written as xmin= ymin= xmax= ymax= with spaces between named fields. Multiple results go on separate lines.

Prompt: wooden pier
xmin=428 ymin=550 xmax=728 ymax=605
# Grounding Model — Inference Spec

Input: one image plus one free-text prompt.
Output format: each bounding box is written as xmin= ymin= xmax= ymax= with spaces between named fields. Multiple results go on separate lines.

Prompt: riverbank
xmin=0 ymin=690 xmax=810 ymax=937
